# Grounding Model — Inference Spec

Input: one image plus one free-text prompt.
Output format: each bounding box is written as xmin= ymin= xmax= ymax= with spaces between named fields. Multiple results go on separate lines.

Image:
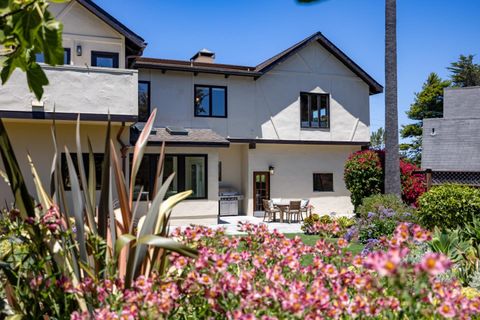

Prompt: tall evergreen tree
xmin=448 ymin=54 xmax=480 ymax=87
xmin=370 ymin=127 xmax=385 ymax=150
xmin=400 ymin=73 xmax=450 ymax=164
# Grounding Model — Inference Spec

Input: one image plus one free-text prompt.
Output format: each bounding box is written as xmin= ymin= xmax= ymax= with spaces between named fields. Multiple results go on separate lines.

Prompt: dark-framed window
xmin=194 ymin=85 xmax=227 ymax=118
xmin=313 ymin=173 xmax=334 ymax=192
xmin=138 ymin=81 xmax=150 ymax=122
xmin=61 ymin=153 xmax=104 ymax=190
xmin=130 ymin=154 xmax=208 ymax=200
xmin=35 ymin=48 xmax=71 ymax=65
xmin=91 ymin=51 xmax=119 ymax=68
xmin=300 ymin=92 xmax=330 ymax=128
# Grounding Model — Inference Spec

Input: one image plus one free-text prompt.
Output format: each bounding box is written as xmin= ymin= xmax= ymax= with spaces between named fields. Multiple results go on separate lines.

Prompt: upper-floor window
xmin=35 ymin=48 xmax=71 ymax=65
xmin=138 ymin=81 xmax=150 ymax=122
xmin=300 ymin=92 xmax=330 ymax=128
xmin=194 ymin=85 xmax=227 ymax=118
xmin=91 ymin=51 xmax=119 ymax=68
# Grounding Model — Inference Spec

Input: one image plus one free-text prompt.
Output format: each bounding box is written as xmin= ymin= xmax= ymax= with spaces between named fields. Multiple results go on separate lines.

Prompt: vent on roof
xmin=166 ymin=126 xmax=188 ymax=135
xmin=191 ymin=48 xmax=215 ymax=63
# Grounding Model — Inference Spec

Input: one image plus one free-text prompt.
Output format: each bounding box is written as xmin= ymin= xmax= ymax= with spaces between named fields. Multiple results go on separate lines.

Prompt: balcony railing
xmin=0 ymin=65 xmax=138 ymax=120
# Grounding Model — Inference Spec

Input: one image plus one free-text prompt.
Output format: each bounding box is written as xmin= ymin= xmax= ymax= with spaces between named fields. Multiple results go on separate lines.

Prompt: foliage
xmin=355 ymin=208 xmax=415 ymax=243
xmin=344 ymin=150 xmax=426 ymax=209
xmin=344 ymin=150 xmax=383 ymax=210
xmin=0 ymin=112 xmax=197 ymax=318
xmin=429 ymin=227 xmax=480 ymax=285
xmin=399 ymin=160 xmax=426 ymax=206
xmin=357 ymin=194 xmax=410 ymax=218
xmin=400 ymin=73 xmax=450 ymax=164
xmin=369 ymin=127 xmax=384 ymax=150
xmin=448 ymin=54 xmax=480 ymax=87
xmin=0 ymin=0 xmax=65 ymax=100
xmin=301 ymin=214 xmax=354 ymax=237
xmin=69 ymin=223 xmax=480 ymax=319
xmin=469 ymin=270 xmax=480 ymax=292
xmin=418 ymin=184 xmax=480 ymax=230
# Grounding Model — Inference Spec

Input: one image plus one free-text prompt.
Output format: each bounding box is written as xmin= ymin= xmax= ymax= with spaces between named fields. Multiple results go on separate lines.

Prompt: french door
xmin=253 ymin=171 xmax=270 ymax=212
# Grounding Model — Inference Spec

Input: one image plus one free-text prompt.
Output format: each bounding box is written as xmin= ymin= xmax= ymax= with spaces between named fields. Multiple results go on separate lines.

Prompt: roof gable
xmin=75 ymin=0 xmax=146 ymax=55
xmin=255 ymin=32 xmax=383 ymax=94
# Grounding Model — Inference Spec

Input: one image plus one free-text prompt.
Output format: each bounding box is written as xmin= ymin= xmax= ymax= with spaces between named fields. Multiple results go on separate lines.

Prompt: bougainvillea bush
xmin=71 ymin=223 xmax=480 ymax=319
xmin=344 ymin=150 xmax=426 ymax=209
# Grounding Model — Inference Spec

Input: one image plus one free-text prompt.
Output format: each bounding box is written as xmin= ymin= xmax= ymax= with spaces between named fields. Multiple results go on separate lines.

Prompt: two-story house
xmin=0 ymin=0 xmax=382 ymax=226
xmin=133 ymin=33 xmax=382 ymax=225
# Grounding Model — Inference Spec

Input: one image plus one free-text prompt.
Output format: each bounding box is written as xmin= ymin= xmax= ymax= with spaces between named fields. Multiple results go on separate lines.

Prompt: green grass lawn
xmin=283 ymin=233 xmax=364 ymax=255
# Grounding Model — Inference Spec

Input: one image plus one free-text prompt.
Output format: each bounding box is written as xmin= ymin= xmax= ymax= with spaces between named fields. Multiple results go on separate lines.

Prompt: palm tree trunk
xmin=384 ymin=0 xmax=401 ymax=196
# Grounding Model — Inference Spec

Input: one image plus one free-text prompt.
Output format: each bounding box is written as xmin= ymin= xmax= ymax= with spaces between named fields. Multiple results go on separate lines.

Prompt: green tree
xmin=0 ymin=0 xmax=64 ymax=100
xmin=370 ymin=127 xmax=385 ymax=150
xmin=447 ymin=54 xmax=480 ymax=87
xmin=400 ymin=73 xmax=450 ymax=164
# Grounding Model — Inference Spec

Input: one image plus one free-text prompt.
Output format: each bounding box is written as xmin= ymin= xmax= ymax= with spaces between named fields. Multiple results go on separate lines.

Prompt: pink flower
xmin=437 ymin=302 xmax=456 ymax=318
xmin=419 ymin=253 xmax=452 ymax=276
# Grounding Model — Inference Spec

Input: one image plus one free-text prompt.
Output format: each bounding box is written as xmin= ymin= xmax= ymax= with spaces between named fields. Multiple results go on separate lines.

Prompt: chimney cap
xmin=191 ymin=48 xmax=215 ymax=61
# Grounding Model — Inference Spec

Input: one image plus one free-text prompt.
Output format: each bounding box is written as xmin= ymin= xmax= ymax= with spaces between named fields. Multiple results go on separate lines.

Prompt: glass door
xmin=253 ymin=172 xmax=270 ymax=212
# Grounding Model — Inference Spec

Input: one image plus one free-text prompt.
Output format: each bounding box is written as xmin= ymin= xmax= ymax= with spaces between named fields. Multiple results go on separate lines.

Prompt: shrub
xmin=400 ymin=161 xmax=426 ymax=206
xmin=344 ymin=150 xmax=426 ymax=210
xmin=357 ymin=194 xmax=411 ymax=218
xmin=418 ymin=184 xmax=480 ymax=230
xmin=301 ymin=214 xmax=354 ymax=237
xmin=356 ymin=208 xmax=415 ymax=242
xmin=344 ymin=150 xmax=383 ymax=209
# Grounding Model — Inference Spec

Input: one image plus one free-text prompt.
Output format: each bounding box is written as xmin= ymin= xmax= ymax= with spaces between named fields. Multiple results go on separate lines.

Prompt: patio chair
xmin=287 ymin=201 xmax=302 ymax=223
xmin=299 ymin=199 xmax=310 ymax=221
xmin=263 ymin=199 xmax=279 ymax=222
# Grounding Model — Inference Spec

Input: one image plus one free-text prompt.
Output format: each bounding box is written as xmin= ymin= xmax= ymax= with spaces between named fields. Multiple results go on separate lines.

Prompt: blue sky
xmin=96 ymin=0 xmax=480 ymax=135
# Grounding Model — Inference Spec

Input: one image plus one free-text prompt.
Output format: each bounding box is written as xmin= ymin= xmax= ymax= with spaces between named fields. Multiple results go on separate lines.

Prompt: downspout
xmin=116 ymin=122 xmax=130 ymax=173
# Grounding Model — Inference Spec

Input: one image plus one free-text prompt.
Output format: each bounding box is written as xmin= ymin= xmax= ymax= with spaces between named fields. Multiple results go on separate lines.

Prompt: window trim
xmin=91 ymin=51 xmax=119 ymax=68
xmin=138 ymin=80 xmax=151 ymax=122
xmin=312 ymin=172 xmax=334 ymax=192
xmin=300 ymin=92 xmax=330 ymax=129
xmin=194 ymin=84 xmax=228 ymax=118
xmin=130 ymin=153 xmax=208 ymax=200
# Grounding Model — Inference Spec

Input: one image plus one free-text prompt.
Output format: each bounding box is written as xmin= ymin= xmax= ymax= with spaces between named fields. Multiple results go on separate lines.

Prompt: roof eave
xmin=133 ymin=62 xmax=262 ymax=78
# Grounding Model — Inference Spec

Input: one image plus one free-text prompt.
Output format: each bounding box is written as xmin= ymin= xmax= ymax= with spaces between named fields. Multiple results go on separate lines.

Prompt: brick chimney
xmin=190 ymin=48 xmax=215 ymax=63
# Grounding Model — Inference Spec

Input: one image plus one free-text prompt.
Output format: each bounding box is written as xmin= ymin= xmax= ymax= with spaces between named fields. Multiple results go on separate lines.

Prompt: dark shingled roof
xmin=134 ymin=32 xmax=383 ymax=95
xmin=147 ymin=128 xmax=230 ymax=147
xmin=77 ymin=0 xmax=146 ymax=56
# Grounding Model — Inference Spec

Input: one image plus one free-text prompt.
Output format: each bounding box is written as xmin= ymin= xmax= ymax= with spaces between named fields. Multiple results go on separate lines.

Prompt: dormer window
xmin=91 ymin=51 xmax=119 ymax=68
xmin=194 ymin=85 xmax=227 ymax=118
xmin=300 ymin=92 xmax=330 ymax=128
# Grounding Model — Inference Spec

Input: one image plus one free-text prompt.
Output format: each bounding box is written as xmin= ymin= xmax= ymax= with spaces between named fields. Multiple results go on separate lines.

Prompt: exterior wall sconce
xmin=76 ymin=45 xmax=82 ymax=56
xmin=269 ymin=166 xmax=275 ymax=175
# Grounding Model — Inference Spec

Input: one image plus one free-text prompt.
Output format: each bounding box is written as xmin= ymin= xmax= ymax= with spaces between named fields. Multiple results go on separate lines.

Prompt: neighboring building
xmin=0 ymin=1 xmax=383 ymax=225
xmin=422 ymin=87 xmax=480 ymax=186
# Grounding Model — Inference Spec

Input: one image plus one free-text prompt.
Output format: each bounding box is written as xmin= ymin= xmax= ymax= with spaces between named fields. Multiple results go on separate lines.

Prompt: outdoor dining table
xmin=272 ymin=201 xmax=291 ymax=223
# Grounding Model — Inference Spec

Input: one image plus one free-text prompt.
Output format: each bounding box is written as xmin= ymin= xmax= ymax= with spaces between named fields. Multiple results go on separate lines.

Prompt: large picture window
xmin=131 ymin=154 xmax=207 ymax=200
xmin=313 ymin=173 xmax=334 ymax=192
xmin=300 ymin=92 xmax=330 ymax=128
xmin=36 ymin=48 xmax=71 ymax=65
xmin=91 ymin=51 xmax=119 ymax=68
xmin=138 ymin=81 xmax=150 ymax=122
xmin=61 ymin=153 xmax=104 ymax=190
xmin=194 ymin=85 xmax=227 ymax=117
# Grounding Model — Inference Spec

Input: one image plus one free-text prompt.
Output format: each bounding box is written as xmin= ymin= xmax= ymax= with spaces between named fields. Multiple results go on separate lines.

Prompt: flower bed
xmin=70 ymin=223 xmax=480 ymax=319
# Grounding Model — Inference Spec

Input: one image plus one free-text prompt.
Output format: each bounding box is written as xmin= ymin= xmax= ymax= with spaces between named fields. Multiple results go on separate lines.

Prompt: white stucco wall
xmin=140 ymin=41 xmax=370 ymax=142
xmin=0 ymin=66 xmax=138 ymax=116
xmin=49 ymin=1 xmax=126 ymax=68
xmin=243 ymin=144 xmax=358 ymax=215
